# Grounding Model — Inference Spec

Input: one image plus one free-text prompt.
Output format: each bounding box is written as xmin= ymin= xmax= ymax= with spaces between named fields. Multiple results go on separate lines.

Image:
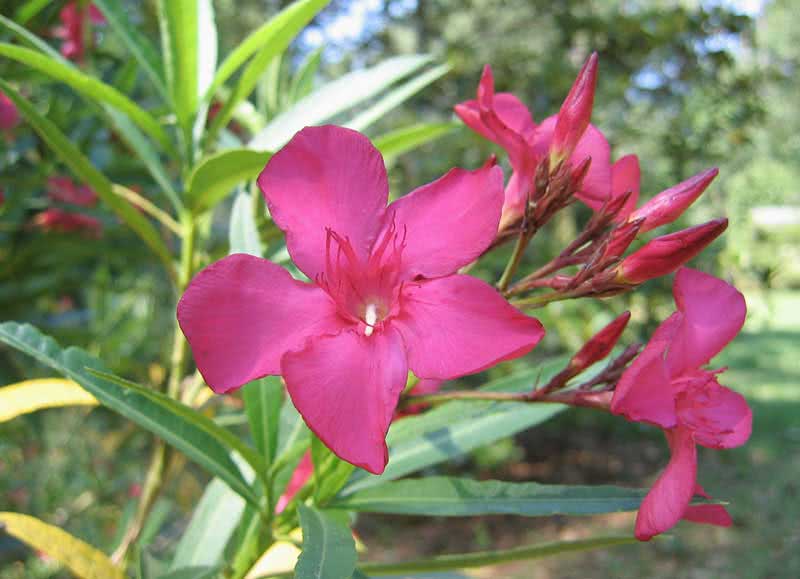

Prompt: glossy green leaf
xmin=229 ymin=190 xmax=264 ymax=257
xmin=345 ymin=63 xmax=451 ymax=132
xmin=0 ymin=43 xmax=171 ymax=151
xmin=331 ymin=476 xmax=648 ymax=517
xmin=311 ymin=436 xmax=356 ymax=506
xmin=187 ymin=149 xmax=271 ymax=214
xmin=206 ymin=0 xmax=330 ymax=102
xmin=171 ymin=479 xmax=246 ymax=569
xmin=243 ymin=377 xmax=283 ymax=463
xmin=249 ymin=55 xmax=434 ymax=151
xmin=296 ymin=505 xmax=356 ymax=579
xmin=0 ymin=322 xmax=259 ymax=506
xmin=359 ymin=536 xmax=639 ymax=575
xmin=92 ymin=0 xmax=167 ymax=100
xmin=289 ymin=47 xmax=324 ymax=104
xmin=374 ymin=123 xmax=460 ymax=165
xmin=342 ymin=362 xmax=566 ymax=494
xmin=0 ymin=82 xmax=177 ymax=280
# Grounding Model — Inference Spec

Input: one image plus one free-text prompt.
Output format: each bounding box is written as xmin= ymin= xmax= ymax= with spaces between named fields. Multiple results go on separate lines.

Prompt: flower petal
xmin=611 ymin=314 xmax=680 ymax=429
xmin=610 ymin=154 xmax=640 ymax=221
xmin=387 ymin=164 xmax=504 ymax=279
xmin=635 ymin=427 xmax=697 ymax=541
xmin=682 ymin=484 xmax=733 ymax=527
xmin=275 ymin=451 xmax=313 ymax=514
xmin=281 ymin=327 xmax=408 ymax=474
xmin=680 ymin=380 xmax=752 ymax=449
xmin=393 ymin=275 xmax=544 ymax=380
xmin=177 ymin=254 xmax=342 ymax=394
xmin=667 ymin=268 xmax=746 ymax=376
xmin=257 ymin=125 xmax=388 ymax=279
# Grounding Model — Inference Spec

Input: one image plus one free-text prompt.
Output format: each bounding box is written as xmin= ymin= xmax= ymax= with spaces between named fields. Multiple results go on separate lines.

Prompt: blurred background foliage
xmin=1 ymin=0 xmax=798 ymax=577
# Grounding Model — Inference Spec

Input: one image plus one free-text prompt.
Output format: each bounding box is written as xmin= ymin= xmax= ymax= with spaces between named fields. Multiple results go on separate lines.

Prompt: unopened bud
xmin=551 ymin=52 xmax=599 ymax=161
xmin=629 ymin=168 xmax=718 ymax=233
xmin=570 ymin=311 xmax=632 ymax=372
xmin=617 ymin=218 xmax=728 ymax=284
xmin=604 ymin=218 xmax=644 ymax=260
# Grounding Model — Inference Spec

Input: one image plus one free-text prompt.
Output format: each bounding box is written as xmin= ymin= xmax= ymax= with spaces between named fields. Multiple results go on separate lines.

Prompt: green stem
xmin=509 ymin=287 xmax=584 ymax=310
xmin=497 ymin=229 xmax=530 ymax=292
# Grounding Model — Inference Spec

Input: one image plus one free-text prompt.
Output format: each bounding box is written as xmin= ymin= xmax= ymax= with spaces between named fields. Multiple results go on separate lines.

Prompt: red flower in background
xmin=47 ymin=176 xmax=98 ymax=207
xmin=32 ymin=208 xmax=102 ymax=237
xmin=178 ymin=125 xmax=545 ymax=473
xmin=611 ymin=267 xmax=751 ymax=540
xmin=53 ymin=2 xmax=105 ymax=62
xmin=0 ymin=91 xmax=19 ymax=131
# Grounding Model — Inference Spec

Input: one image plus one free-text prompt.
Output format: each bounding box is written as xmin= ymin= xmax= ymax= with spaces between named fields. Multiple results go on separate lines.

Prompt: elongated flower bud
xmin=551 ymin=52 xmax=599 ymax=161
xmin=629 ymin=168 xmax=719 ymax=233
xmin=617 ymin=218 xmax=728 ymax=284
xmin=570 ymin=311 xmax=631 ymax=372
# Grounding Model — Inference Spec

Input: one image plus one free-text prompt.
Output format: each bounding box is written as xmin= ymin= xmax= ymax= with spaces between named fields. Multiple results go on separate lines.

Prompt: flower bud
xmin=570 ymin=311 xmax=631 ymax=372
xmin=551 ymin=52 xmax=599 ymax=161
xmin=629 ymin=168 xmax=718 ymax=233
xmin=604 ymin=218 xmax=644 ymax=260
xmin=617 ymin=218 xmax=728 ymax=284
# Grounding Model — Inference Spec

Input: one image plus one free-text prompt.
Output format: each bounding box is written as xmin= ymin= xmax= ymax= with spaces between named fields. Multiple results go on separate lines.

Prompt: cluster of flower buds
xmin=31 ymin=176 xmax=102 ymax=237
xmin=52 ymin=1 xmax=105 ymax=62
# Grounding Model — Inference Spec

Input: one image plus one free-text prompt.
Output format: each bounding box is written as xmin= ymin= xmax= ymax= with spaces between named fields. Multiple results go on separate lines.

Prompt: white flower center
xmin=364 ymin=303 xmax=378 ymax=337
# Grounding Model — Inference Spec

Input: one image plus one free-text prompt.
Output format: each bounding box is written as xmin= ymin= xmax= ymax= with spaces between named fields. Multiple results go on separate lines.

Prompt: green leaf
xmin=0 ymin=322 xmax=259 ymax=506
xmin=0 ymin=14 xmax=64 ymax=59
xmin=296 ymin=505 xmax=357 ymax=579
xmin=249 ymin=55 xmax=434 ymax=151
xmin=311 ymin=437 xmax=356 ymax=506
xmin=0 ymin=43 xmax=171 ymax=152
xmin=242 ymin=377 xmax=284 ymax=463
xmin=374 ymin=123 xmax=460 ymax=165
xmin=0 ymin=378 xmax=97 ymax=422
xmin=160 ymin=567 xmax=220 ymax=579
xmin=358 ymin=536 xmax=639 ymax=575
xmin=289 ymin=47 xmax=324 ymax=104
xmin=344 ymin=63 xmax=451 ymax=132
xmin=206 ymin=0 xmax=330 ymax=102
xmin=92 ymin=0 xmax=168 ymax=100
xmin=229 ymin=190 xmax=264 ymax=257
xmin=171 ymin=479 xmax=246 ymax=569
xmin=158 ymin=0 xmax=217 ymax=130
xmin=0 ymin=512 xmax=124 ymax=579
xmin=342 ymin=363 xmax=566 ymax=494
xmin=330 ymin=476 xmax=648 ymax=517
xmin=186 ymin=149 xmax=271 ymax=214
xmin=0 ymin=82 xmax=177 ymax=281
xmin=14 ymin=0 xmax=51 ymax=25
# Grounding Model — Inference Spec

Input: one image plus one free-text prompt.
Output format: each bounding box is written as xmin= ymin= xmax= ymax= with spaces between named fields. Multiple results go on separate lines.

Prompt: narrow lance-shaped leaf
xmin=249 ymin=55 xmax=434 ymax=151
xmin=229 ymin=190 xmax=264 ymax=258
xmin=0 ymin=81 xmax=177 ymax=281
xmin=0 ymin=14 xmax=64 ymax=59
xmin=0 ymin=512 xmax=124 ymax=579
xmin=374 ymin=122 xmax=460 ymax=165
xmin=0 ymin=378 xmax=97 ymax=423
xmin=0 ymin=43 xmax=172 ymax=152
xmin=242 ymin=377 xmax=283 ymax=463
xmin=330 ymin=476 xmax=649 ymax=517
xmin=0 ymin=322 xmax=260 ymax=506
xmin=296 ymin=505 xmax=357 ymax=579
xmin=186 ymin=149 xmax=271 ymax=214
xmin=289 ymin=46 xmax=324 ymax=104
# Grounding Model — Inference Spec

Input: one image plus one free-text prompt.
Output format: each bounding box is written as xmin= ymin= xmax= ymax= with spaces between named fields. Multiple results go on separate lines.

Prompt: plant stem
xmin=112 ymin=184 xmax=182 ymax=236
xmin=510 ymin=287 xmax=584 ymax=309
xmin=401 ymin=387 xmax=612 ymax=412
xmin=497 ymin=222 xmax=537 ymax=292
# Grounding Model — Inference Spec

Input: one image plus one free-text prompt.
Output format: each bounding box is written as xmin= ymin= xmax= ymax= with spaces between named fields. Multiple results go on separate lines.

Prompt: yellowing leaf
xmin=0 ymin=379 xmax=97 ymax=422
xmin=0 ymin=512 xmax=124 ymax=579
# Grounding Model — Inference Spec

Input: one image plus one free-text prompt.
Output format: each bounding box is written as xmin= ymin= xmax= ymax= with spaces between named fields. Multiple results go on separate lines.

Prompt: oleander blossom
xmin=53 ymin=1 xmax=105 ymax=62
xmin=178 ymin=125 xmax=545 ymax=473
xmin=611 ymin=267 xmax=752 ymax=540
xmin=455 ymin=53 xmax=611 ymax=228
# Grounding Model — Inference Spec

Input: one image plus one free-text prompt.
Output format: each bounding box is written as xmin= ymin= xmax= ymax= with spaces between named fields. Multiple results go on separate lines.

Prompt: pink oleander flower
xmin=53 ymin=2 xmax=105 ymax=62
xmin=0 ymin=91 xmax=19 ymax=131
xmin=178 ymin=125 xmax=545 ymax=473
xmin=32 ymin=208 xmax=102 ymax=237
xmin=47 ymin=176 xmax=98 ymax=207
xmin=611 ymin=267 xmax=751 ymax=540
xmin=455 ymin=53 xmax=611 ymax=227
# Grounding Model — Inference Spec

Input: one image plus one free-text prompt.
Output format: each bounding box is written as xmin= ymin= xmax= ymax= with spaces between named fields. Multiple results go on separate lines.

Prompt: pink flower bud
xmin=629 ymin=168 xmax=719 ymax=233
xmin=570 ymin=311 xmax=631 ymax=372
xmin=551 ymin=52 xmax=599 ymax=161
xmin=617 ymin=218 xmax=728 ymax=284
xmin=0 ymin=91 xmax=19 ymax=131
xmin=604 ymin=218 xmax=644 ymax=260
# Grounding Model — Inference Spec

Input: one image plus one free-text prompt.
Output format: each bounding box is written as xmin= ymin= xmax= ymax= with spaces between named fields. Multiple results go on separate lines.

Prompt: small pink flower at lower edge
xmin=0 ymin=91 xmax=19 ymax=131
xmin=454 ymin=55 xmax=611 ymax=227
xmin=53 ymin=2 xmax=105 ymax=62
xmin=178 ymin=125 xmax=545 ymax=474
xmin=611 ymin=267 xmax=751 ymax=540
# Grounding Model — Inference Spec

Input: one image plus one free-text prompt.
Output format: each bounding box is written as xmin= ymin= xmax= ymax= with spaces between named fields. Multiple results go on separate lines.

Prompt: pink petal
xmin=635 ymin=427 xmax=698 ymax=541
xmin=257 ymin=125 xmax=388 ymax=280
xmin=667 ymin=268 xmax=746 ymax=376
xmin=610 ymin=154 xmax=640 ymax=221
xmin=281 ymin=327 xmax=408 ymax=474
xmin=177 ymin=254 xmax=342 ymax=394
xmin=386 ymin=164 xmax=504 ymax=279
xmin=682 ymin=484 xmax=733 ymax=527
xmin=680 ymin=381 xmax=752 ymax=449
xmin=275 ymin=451 xmax=313 ymax=514
xmin=393 ymin=275 xmax=544 ymax=380
xmin=532 ymin=116 xmax=611 ymax=210
xmin=611 ymin=314 xmax=680 ymax=429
